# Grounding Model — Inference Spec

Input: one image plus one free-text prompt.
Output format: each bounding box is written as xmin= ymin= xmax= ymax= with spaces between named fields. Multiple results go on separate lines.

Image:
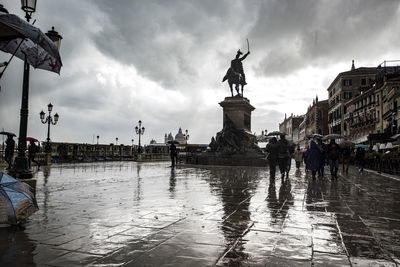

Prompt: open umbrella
xmin=0 ymin=131 xmax=16 ymax=136
xmin=355 ymin=144 xmax=369 ymax=149
xmin=26 ymin=137 xmax=38 ymax=142
xmin=322 ymin=134 xmax=344 ymax=140
xmin=0 ymin=172 xmax=38 ymax=225
xmin=267 ymin=131 xmax=286 ymax=136
xmin=307 ymin=134 xmax=323 ymax=139
xmin=0 ymin=11 xmax=62 ymax=76
xmin=390 ymin=133 xmax=400 ymax=140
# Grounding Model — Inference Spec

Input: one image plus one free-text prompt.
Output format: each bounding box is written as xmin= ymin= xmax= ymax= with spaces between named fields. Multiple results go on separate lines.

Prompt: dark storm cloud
xmin=90 ymin=0 xmax=255 ymax=88
xmin=252 ymin=0 xmax=400 ymax=76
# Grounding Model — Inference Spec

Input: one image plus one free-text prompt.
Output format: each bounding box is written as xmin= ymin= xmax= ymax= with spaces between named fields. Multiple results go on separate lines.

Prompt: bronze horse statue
xmin=222 ymin=68 xmax=246 ymax=97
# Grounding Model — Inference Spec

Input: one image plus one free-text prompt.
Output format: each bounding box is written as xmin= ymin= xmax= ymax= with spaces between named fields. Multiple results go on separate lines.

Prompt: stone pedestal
xmin=192 ymin=96 xmax=266 ymax=167
xmin=219 ymin=97 xmax=255 ymax=133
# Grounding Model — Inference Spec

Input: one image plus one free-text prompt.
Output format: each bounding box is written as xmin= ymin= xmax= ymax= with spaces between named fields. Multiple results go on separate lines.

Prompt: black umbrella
xmin=0 ymin=131 xmax=16 ymax=136
xmin=267 ymin=131 xmax=286 ymax=136
xmin=307 ymin=134 xmax=323 ymax=139
xmin=390 ymin=134 xmax=400 ymax=140
xmin=322 ymin=134 xmax=344 ymax=140
xmin=0 ymin=11 xmax=62 ymax=76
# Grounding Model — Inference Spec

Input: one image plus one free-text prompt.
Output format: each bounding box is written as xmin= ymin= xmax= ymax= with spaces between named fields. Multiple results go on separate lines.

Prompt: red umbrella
xmin=26 ymin=137 xmax=38 ymax=142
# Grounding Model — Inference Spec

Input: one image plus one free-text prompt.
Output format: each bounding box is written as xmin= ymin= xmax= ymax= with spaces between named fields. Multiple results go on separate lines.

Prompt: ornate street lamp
xmin=184 ymin=129 xmax=189 ymax=143
xmin=135 ymin=120 xmax=145 ymax=153
xmin=13 ymin=2 xmax=62 ymax=178
xmin=20 ymin=0 xmax=37 ymax=22
xmin=40 ymin=102 xmax=59 ymax=153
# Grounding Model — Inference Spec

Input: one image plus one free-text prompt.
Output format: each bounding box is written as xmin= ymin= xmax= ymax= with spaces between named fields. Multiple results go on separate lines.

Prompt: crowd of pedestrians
xmin=266 ymin=134 xmax=368 ymax=181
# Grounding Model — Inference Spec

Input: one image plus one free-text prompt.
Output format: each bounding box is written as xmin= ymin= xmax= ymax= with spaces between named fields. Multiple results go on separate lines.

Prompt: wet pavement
xmin=1 ymin=161 xmax=400 ymax=266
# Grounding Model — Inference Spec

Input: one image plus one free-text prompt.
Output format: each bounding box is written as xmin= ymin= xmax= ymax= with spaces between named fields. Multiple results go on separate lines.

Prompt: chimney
xmin=351 ymin=60 xmax=355 ymax=70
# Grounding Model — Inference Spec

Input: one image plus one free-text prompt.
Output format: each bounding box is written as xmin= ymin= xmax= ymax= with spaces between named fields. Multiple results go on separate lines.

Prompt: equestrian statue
xmin=222 ymin=39 xmax=250 ymax=97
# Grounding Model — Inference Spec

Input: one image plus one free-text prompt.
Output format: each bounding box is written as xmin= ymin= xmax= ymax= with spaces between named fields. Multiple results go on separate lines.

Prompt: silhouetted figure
xmin=170 ymin=143 xmax=177 ymax=168
xmin=277 ymin=134 xmax=290 ymax=180
xmin=341 ymin=146 xmax=351 ymax=174
xmin=28 ymin=140 xmax=40 ymax=169
xmin=317 ymin=138 xmax=327 ymax=178
xmin=4 ymin=134 xmax=15 ymax=169
xmin=266 ymin=137 xmax=279 ymax=179
xmin=222 ymin=49 xmax=250 ymax=97
xmin=355 ymin=147 xmax=366 ymax=173
xmin=306 ymin=138 xmax=322 ymax=180
xmin=294 ymin=145 xmax=303 ymax=169
xmin=327 ymin=139 xmax=340 ymax=180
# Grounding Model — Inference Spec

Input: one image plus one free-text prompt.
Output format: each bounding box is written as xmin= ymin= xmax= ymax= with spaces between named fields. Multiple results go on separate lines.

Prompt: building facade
xmin=304 ymin=96 xmax=329 ymax=138
xmin=327 ymin=61 xmax=377 ymax=135
xmin=344 ymin=87 xmax=376 ymax=143
xmin=279 ymin=113 xmax=305 ymax=142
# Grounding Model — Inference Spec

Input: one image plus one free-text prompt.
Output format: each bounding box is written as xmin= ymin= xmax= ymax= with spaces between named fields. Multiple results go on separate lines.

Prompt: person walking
xmin=169 ymin=142 xmax=177 ymax=168
xmin=28 ymin=140 xmax=40 ymax=169
xmin=306 ymin=137 xmax=322 ymax=180
xmin=355 ymin=147 xmax=366 ymax=173
xmin=341 ymin=146 xmax=352 ymax=174
xmin=317 ymin=138 xmax=327 ymax=178
xmin=278 ymin=134 xmax=290 ymax=180
xmin=4 ymin=134 xmax=15 ymax=169
xmin=294 ymin=145 xmax=303 ymax=169
xmin=327 ymin=139 xmax=340 ymax=180
xmin=266 ymin=137 xmax=279 ymax=179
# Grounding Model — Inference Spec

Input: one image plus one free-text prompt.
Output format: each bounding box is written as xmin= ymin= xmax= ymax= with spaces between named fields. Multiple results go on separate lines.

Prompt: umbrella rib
xmin=0 ymin=37 xmax=26 ymax=79
xmin=0 ymin=187 xmax=17 ymax=224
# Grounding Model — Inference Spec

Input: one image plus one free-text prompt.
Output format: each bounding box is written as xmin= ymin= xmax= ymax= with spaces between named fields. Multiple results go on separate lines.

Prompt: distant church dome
xmin=175 ymin=128 xmax=186 ymax=144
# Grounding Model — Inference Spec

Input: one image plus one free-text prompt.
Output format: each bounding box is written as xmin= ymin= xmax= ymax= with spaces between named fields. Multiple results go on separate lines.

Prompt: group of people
xmin=265 ymin=134 xmax=294 ymax=180
xmin=266 ymin=134 xmax=367 ymax=181
xmin=3 ymin=134 xmax=40 ymax=170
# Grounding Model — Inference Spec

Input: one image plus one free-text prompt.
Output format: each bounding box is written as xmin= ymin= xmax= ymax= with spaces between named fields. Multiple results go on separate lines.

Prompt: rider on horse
xmin=222 ymin=49 xmax=250 ymax=97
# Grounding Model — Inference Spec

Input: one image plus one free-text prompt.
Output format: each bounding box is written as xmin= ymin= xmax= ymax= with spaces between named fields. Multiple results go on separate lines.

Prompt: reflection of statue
xmin=222 ymin=49 xmax=250 ymax=97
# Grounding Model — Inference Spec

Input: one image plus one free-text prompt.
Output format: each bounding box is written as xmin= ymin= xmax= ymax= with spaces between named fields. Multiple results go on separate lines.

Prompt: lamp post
xmin=184 ymin=129 xmax=189 ymax=144
xmin=131 ymin=138 xmax=134 ymax=157
xmin=135 ymin=120 xmax=145 ymax=154
xmin=96 ymin=135 xmax=99 ymax=159
xmin=116 ymin=137 xmax=118 ymax=145
xmin=40 ymin=103 xmax=59 ymax=153
xmin=12 ymin=1 xmax=62 ymax=178
xmin=184 ymin=129 xmax=190 ymax=163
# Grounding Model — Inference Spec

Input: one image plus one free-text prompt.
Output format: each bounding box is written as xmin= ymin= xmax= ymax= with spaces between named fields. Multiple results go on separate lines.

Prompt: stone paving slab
xmin=1 ymin=161 xmax=400 ymax=266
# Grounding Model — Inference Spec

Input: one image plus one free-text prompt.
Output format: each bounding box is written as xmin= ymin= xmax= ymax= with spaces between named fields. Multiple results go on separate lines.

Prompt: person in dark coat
xmin=306 ymin=138 xmax=322 ymax=180
xmin=266 ymin=137 xmax=279 ymax=179
xmin=355 ymin=147 xmax=366 ymax=173
xmin=278 ymin=134 xmax=290 ymax=179
xmin=170 ymin=143 xmax=177 ymax=168
xmin=28 ymin=140 xmax=40 ymax=169
xmin=341 ymin=146 xmax=352 ymax=174
xmin=327 ymin=139 xmax=340 ymax=180
xmin=4 ymin=134 xmax=15 ymax=169
xmin=317 ymin=138 xmax=327 ymax=178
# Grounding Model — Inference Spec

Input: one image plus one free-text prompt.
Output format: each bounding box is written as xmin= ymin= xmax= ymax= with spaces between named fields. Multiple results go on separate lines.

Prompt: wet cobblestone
xmin=1 ymin=161 xmax=400 ymax=266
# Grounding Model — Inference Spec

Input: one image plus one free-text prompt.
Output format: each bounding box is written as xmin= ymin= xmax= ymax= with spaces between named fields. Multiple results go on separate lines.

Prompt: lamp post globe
xmin=21 ymin=0 xmax=37 ymax=21
xmin=46 ymin=26 xmax=63 ymax=51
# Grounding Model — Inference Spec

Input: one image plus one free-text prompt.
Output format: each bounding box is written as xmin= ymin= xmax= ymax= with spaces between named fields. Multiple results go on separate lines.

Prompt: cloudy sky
xmin=1 ymin=0 xmax=400 ymax=146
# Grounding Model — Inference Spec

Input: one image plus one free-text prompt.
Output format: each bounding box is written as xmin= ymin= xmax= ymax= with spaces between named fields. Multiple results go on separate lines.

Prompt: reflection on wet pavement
xmin=1 ymin=161 xmax=400 ymax=266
